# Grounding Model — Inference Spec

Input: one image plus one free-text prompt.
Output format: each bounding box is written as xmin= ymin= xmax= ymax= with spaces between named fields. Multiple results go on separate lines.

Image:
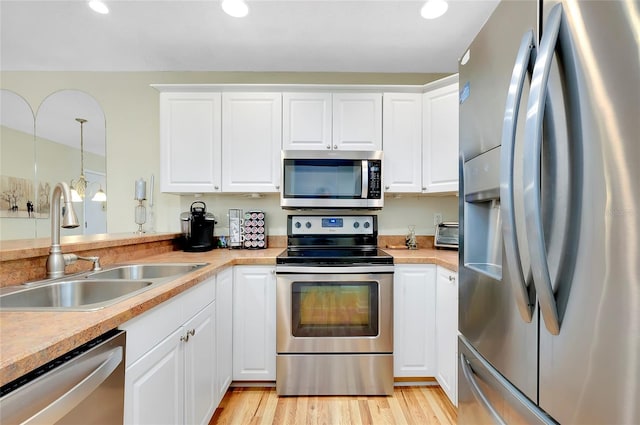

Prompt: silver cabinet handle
xmin=23 ymin=347 xmax=123 ymax=425
xmin=460 ymin=353 xmax=507 ymax=425
xmin=523 ymin=3 xmax=563 ymax=336
xmin=181 ymin=329 xmax=196 ymax=342
xmin=500 ymin=29 xmax=536 ymax=324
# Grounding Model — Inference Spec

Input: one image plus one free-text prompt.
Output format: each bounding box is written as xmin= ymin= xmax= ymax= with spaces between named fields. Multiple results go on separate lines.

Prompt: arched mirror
xmin=35 ymin=90 xmax=107 ymax=238
xmin=0 ymin=89 xmax=37 ymax=240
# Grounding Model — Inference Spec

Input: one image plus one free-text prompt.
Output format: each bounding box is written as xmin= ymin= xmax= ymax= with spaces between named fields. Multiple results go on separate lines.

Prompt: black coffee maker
xmin=180 ymin=201 xmax=217 ymax=252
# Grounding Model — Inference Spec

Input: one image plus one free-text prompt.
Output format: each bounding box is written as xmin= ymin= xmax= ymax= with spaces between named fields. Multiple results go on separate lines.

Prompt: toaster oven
xmin=435 ymin=222 xmax=459 ymax=249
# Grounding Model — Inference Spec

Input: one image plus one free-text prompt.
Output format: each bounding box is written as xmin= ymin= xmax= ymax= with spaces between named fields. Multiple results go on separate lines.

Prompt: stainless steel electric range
xmin=275 ymin=214 xmax=394 ymax=396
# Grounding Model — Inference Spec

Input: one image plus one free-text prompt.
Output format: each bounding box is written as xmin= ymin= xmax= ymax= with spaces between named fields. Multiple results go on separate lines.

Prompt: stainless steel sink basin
xmin=0 ymin=279 xmax=153 ymax=311
xmin=87 ymin=263 xmax=207 ymax=280
xmin=0 ymin=262 xmax=208 ymax=311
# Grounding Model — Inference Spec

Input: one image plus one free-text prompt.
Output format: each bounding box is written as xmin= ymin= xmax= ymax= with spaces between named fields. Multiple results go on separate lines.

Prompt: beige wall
xmin=0 ymin=71 xmax=458 ymax=238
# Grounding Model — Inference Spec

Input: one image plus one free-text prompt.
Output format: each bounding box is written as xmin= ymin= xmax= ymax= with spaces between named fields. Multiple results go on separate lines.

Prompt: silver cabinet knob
xmin=326 ymin=145 xmax=331 ymax=149
xmin=333 ymin=145 xmax=338 ymax=149
xmin=214 ymin=185 xmax=219 ymax=190
xmin=275 ymin=185 xmax=280 ymax=190
xmin=448 ymin=275 xmax=456 ymax=282
xmin=422 ymin=187 xmax=427 ymax=191
xmin=385 ymin=185 xmax=390 ymax=190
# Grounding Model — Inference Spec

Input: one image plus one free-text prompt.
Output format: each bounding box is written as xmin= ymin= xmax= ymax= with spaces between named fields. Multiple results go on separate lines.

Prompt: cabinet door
xmin=394 ymin=264 xmax=437 ymax=377
xmin=436 ymin=266 xmax=458 ymax=406
xmin=125 ymin=327 xmax=184 ymax=425
xmin=233 ymin=266 xmax=276 ymax=380
xmin=282 ymin=92 xmax=332 ymax=150
xmin=159 ymin=92 xmax=222 ymax=193
xmin=215 ymin=267 xmax=233 ymax=403
xmin=222 ymin=93 xmax=282 ymax=192
xmin=184 ymin=302 xmax=216 ymax=425
xmin=383 ymin=93 xmax=423 ymax=193
xmin=332 ymin=93 xmax=382 ymax=151
xmin=422 ymin=80 xmax=459 ymax=193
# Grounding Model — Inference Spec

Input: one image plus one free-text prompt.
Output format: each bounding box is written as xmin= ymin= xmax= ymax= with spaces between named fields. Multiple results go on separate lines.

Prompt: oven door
xmin=276 ymin=268 xmax=393 ymax=354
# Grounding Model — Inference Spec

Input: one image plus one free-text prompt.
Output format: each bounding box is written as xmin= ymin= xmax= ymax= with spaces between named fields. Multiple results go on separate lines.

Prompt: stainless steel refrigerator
xmin=458 ymin=0 xmax=639 ymax=423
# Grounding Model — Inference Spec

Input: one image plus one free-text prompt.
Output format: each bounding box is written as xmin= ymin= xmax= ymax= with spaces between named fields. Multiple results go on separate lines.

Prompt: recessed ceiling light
xmin=222 ymin=0 xmax=249 ymax=18
xmin=88 ymin=0 xmax=109 ymax=15
xmin=421 ymin=0 xmax=448 ymax=20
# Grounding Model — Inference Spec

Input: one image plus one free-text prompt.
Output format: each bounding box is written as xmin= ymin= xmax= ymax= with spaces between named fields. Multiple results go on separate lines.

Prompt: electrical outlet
xmin=434 ymin=213 xmax=443 ymax=226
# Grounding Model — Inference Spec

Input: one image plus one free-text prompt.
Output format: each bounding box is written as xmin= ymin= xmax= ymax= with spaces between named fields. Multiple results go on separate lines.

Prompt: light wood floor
xmin=209 ymin=386 xmax=457 ymax=425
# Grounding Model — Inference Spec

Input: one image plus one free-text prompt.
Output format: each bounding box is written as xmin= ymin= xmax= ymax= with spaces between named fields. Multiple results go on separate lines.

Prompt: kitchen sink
xmin=0 ymin=279 xmax=153 ymax=311
xmin=0 ymin=262 xmax=209 ymax=311
xmin=87 ymin=263 xmax=207 ymax=280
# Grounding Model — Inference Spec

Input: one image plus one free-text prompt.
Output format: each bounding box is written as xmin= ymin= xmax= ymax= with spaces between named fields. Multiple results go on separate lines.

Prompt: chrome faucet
xmin=46 ymin=182 xmax=80 ymax=278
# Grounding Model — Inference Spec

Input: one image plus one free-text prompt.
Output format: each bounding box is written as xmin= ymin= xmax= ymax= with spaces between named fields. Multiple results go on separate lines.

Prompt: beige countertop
xmin=0 ymin=246 xmax=457 ymax=387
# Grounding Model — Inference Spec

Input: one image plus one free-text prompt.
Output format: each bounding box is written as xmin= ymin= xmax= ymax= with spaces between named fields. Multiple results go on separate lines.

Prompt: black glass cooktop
xmin=277 ymin=248 xmax=393 ymax=266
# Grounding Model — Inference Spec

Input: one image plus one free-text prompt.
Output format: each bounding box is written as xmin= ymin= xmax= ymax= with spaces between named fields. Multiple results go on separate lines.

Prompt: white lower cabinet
xmin=122 ymin=277 xmax=217 ymax=425
xmin=393 ymin=264 xmax=437 ymax=377
xmin=215 ymin=267 xmax=233 ymax=404
xmin=435 ymin=265 xmax=458 ymax=406
xmin=232 ymin=265 xmax=276 ymax=381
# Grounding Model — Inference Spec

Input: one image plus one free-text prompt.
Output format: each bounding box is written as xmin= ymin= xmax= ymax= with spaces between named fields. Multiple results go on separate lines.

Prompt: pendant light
xmin=70 ymin=118 xmax=88 ymax=202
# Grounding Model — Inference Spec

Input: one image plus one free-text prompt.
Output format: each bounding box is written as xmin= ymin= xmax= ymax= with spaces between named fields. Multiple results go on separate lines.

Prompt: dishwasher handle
xmin=23 ymin=346 xmax=123 ymax=425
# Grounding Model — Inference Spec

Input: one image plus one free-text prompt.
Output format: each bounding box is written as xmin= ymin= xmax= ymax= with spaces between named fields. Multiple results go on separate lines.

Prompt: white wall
xmin=0 ymin=71 xmax=456 ymax=238
xmin=176 ymin=193 xmax=458 ymax=239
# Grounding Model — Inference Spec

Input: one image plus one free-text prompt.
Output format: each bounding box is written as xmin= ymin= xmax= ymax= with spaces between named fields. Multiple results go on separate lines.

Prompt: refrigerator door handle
xmin=460 ymin=353 xmax=507 ymax=425
xmin=523 ymin=3 xmax=563 ymax=335
xmin=500 ymin=29 xmax=536 ymax=323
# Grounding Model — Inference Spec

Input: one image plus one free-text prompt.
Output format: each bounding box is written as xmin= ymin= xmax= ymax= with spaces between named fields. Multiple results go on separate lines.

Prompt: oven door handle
xmin=276 ymin=265 xmax=395 ymax=274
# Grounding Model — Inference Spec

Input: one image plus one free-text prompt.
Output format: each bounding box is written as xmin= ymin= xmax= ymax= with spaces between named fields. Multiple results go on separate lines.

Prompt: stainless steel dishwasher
xmin=1 ymin=329 xmax=126 ymax=425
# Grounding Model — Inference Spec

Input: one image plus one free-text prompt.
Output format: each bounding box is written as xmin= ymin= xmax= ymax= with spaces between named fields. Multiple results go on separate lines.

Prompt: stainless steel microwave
xmin=281 ymin=150 xmax=383 ymax=209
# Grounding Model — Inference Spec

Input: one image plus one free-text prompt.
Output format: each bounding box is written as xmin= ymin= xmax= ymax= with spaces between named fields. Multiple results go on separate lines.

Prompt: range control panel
xmin=288 ymin=215 xmax=375 ymax=236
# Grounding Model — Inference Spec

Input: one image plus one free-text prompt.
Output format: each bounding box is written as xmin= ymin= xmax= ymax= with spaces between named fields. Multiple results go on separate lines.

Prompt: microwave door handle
xmin=523 ymin=3 xmax=562 ymax=336
xmin=361 ymin=160 xmax=368 ymax=198
xmin=500 ymin=29 xmax=536 ymax=324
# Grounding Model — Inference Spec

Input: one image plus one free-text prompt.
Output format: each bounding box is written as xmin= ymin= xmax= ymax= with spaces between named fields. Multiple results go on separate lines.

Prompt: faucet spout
xmin=46 ymin=182 xmax=80 ymax=278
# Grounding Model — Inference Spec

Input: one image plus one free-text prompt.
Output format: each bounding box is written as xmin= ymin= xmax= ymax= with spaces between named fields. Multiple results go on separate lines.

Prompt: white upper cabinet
xmin=159 ymin=92 xmax=222 ymax=193
xmin=282 ymin=92 xmax=332 ymax=150
xmin=222 ymin=92 xmax=282 ymax=192
xmin=383 ymin=93 xmax=423 ymax=192
xmin=422 ymin=78 xmax=459 ymax=193
xmin=283 ymin=92 xmax=382 ymax=151
xmin=332 ymin=93 xmax=382 ymax=151
xmin=382 ymin=76 xmax=459 ymax=194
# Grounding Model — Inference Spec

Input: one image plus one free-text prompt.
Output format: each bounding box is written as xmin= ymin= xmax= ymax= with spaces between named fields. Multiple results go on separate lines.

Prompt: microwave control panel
xmin=368 ymin=160 xmax=382 ymax=199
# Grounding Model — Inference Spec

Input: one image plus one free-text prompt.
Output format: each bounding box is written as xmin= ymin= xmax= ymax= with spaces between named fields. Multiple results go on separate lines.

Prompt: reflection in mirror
xmin=0 ymin=89 xmax=37 ymax=240
xmin=35 ymin=90 xmax=107 ymax=239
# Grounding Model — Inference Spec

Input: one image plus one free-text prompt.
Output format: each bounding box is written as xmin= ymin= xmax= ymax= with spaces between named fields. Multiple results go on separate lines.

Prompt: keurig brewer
xmin=180 ymin=201 xmax=217 ymax=252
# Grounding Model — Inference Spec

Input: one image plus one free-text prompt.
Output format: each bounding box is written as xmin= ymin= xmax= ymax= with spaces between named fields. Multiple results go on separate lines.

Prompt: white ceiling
xmin=0 ymin=0 xmax=499 ymax=73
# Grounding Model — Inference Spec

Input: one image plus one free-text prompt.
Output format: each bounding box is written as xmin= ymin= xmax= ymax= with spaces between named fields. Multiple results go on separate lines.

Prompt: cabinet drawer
xmin=120 ymin=277 xmax=215 ymax=366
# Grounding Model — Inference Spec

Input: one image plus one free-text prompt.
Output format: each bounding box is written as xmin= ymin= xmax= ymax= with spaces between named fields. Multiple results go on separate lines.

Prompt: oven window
xmin=291 ymin=281 xmax=379 ymax=337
